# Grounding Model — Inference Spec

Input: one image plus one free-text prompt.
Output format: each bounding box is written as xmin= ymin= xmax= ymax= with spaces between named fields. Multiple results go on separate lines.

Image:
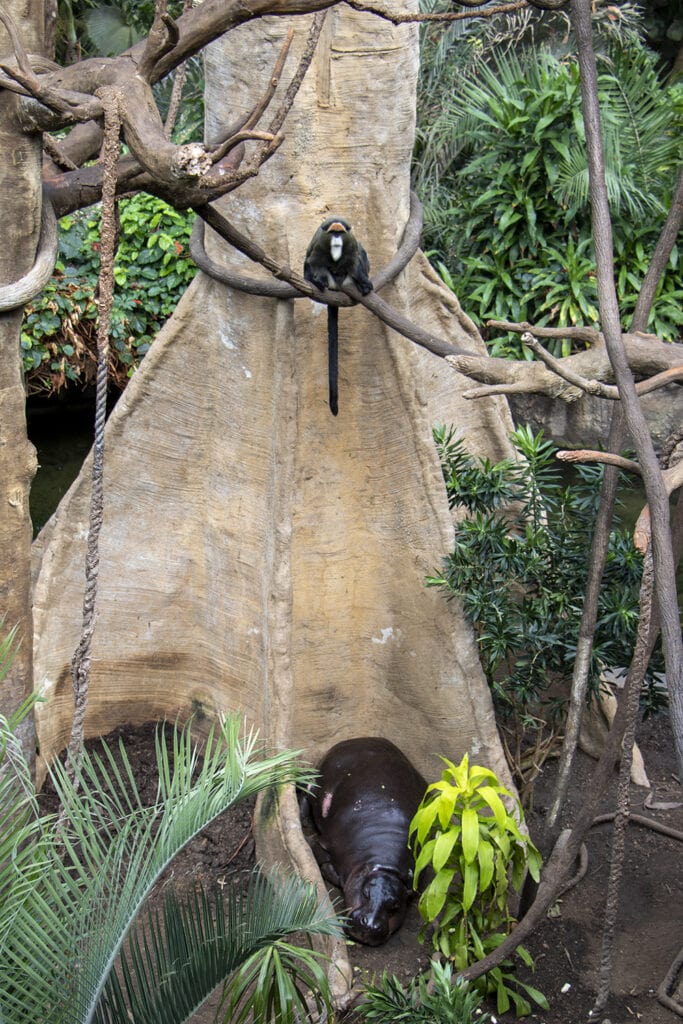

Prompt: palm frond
xmin=0 ymin=715 xmax=315 ymax=1024
xmin=95 ymin=872 xmax=340 ymax=1024
xmin=556 ymin=44 xmax=680 ymax=218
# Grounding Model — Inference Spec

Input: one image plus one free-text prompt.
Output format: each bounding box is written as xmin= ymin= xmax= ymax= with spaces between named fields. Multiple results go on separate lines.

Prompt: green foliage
xmin=359 ymin=961 xmax=490 ymax=1023
xmin=429 ymin=424 xmax=666 ymax=718
xmin=22 ymin=194 xmax=196 ymax=395
xmin=416 ymin=32 xmax=683 ymax=354
xmin=57 ymin=2 xmax=188 ymax=60
xmin=0 ymin=711 xmax=339 ymax=1023
xmin=153 ymin=56 xmax=206 ymax=143
xmin=409 ymin=753 xmax=546 ymax=1016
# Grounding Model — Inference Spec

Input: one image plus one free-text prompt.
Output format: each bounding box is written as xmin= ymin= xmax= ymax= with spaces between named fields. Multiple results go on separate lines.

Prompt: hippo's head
xmin=344 ymin=867 xmax=411 ymax=946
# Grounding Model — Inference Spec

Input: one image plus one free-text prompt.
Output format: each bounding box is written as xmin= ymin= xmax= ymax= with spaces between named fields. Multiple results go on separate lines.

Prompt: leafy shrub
xmin=22 ymin=193 xmax=196 ymax=395
xmin=428 ymin=424 xmax=666 ymax=718
xmin=416 ymin=36 xmax=682 ymax=354
xmin=360 ymin=961 xmax=490 ymax=1023
xmin=409 ymin=753 xmax=546 ymax=1016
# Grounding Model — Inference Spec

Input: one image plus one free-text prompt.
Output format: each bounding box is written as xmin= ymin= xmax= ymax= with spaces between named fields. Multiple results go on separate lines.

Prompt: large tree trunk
xmin=31 ymin=5 xmax=516 ymax=1000
xmin=0 ymin=1 xmax=43 ymax=770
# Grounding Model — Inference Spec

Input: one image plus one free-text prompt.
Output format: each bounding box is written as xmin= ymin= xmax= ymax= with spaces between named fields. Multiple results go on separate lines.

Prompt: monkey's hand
xmin=303 ymin=265 xmax=330 ymax=292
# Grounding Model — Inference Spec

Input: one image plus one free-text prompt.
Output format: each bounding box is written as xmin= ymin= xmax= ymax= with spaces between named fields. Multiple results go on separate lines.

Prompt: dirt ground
xmin=40 ymin=714 xmax=683 ymax=1023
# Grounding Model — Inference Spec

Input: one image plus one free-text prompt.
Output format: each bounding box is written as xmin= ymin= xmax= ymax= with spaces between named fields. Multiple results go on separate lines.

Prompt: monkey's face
xmin=324 ymin=221 xmax=349 ymax=263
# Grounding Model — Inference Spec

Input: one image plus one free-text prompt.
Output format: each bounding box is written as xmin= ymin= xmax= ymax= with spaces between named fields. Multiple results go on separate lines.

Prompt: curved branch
xmin=488 ymin=318 xmax=601 ymax=345
xmin=0 ymin=197 xmax=58 ymax=311
xmin=190 ymin=190 xmax=424 ymax=299
xmin=191 ymin=194 xmax=472 ymax=360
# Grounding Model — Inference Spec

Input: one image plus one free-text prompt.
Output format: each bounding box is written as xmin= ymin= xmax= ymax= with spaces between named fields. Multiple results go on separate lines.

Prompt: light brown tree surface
xmin=31 ymin=8 xmax=517 ymax=1000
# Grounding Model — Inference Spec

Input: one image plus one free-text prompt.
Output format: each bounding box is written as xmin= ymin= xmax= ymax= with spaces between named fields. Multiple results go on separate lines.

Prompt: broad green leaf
xmin=517 ymin=979 xmax=550 ymax=1009
xmin=476 ymin=785 xmax=508 ymax=829
xmin=526 ymin=844 xmax=543 ymax=882
xmin=420 ymin=866 xmax=456 ymax=924
xmin=413 ymin=838 xmax=437 ymax=885
xmin=477 ymin=837 xmax=495 ymax=893
xmin=433 ymin=828 xmax=458 ymax=873
xmin=506 ymin=987 xmax=531 ymax=1016
xmin=462 ymin=860 xmax=478 ymax=911
xmin=461 ymin=807 xmax=480 ymax=864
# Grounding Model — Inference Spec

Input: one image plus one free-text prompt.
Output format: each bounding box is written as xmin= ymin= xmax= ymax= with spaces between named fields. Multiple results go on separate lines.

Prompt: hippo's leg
xmin=311 ymin=839 xmax=344 ymax=888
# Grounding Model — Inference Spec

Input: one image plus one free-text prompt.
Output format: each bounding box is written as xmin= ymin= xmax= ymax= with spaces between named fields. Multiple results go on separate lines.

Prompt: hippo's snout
xmin=349 ymin=908 xmax=390 ymax=946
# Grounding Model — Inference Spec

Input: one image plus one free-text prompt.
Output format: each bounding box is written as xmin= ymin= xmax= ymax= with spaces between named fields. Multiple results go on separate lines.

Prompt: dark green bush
xmin=429 ymin=424 xmax=667 ymax=720
xmin=22 ymin=193 xmax=196 ymax=395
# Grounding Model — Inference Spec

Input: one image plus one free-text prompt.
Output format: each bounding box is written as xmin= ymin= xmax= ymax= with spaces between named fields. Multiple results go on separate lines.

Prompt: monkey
xmin=303 ymin=217 xmax=373 ymax=416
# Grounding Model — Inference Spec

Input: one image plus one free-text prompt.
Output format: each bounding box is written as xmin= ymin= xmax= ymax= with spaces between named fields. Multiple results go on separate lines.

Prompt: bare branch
xmin=488 ymin=318 xmax=601 ymax=345
xmin=521 ymin=331 xmax=618 ymax=397
xmin=571 ymin=0 xmax=683 ymax=789
xmin=0 ymin=197 xmax=58 ymax=311
xmin=447 ymin=331 xmax=683 ymax=401
xmin=268 ymin=13 xmax=327 ymax=135
xmin=343 ymin=0 xmax=529 ymax=21
xmin=190 ymin=190 xmax=423 ymax=299
xmin=205 ymin=31 xmax=294 ymax=146
xmin=556 ymin=449 xmax=641 ymax=474
xmin=631 ymin=169 xmax=683 ymax=333
xmin=191 ymin=193 xmax=472 ymax=359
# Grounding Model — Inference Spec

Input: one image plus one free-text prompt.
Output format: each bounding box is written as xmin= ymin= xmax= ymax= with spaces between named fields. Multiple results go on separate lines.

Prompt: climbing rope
xmin=62 ymin=86 xmax=122 ymax=791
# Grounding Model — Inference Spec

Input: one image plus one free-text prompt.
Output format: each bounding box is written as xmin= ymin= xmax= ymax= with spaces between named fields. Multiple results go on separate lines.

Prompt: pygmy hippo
xmin=304 ymin=736 xmax=426 ymax=946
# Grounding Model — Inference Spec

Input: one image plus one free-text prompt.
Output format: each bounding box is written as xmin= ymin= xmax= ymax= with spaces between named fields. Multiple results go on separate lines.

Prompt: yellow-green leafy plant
xmin=409 ymin=753 xmax=547 ymax=1017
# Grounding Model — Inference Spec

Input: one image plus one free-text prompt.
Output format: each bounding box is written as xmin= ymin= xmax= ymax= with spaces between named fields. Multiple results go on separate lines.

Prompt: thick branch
xmin=447 ymin=332 xmax=683 ymax=400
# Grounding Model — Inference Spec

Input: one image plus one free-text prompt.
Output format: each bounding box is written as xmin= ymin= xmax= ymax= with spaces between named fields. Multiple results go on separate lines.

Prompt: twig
xmin=267 ymin=13 xmax=327 ymax=136
xmin=139 ymin=1 xmax=179 ymax=82
xmin=163 ymin=0 xmax=194 ymax=140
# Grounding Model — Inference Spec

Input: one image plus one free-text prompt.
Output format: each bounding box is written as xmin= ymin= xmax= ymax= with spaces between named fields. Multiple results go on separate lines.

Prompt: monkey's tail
xmin=328 ymin=305 xmax=339 ymax=416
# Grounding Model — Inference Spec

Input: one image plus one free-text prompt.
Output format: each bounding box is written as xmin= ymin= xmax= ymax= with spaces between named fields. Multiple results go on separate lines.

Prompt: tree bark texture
xmin=31 ymin=7 xmax=517 ymax=998
xmin=0 ymin=0 xmax=43 ymax=770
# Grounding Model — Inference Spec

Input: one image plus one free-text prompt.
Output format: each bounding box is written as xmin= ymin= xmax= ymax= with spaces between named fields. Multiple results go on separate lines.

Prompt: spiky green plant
xmin=360 ymin=960 xmax=490 ymax=1023
xmin=0 ymin=684 xmax=340 ymax=1024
